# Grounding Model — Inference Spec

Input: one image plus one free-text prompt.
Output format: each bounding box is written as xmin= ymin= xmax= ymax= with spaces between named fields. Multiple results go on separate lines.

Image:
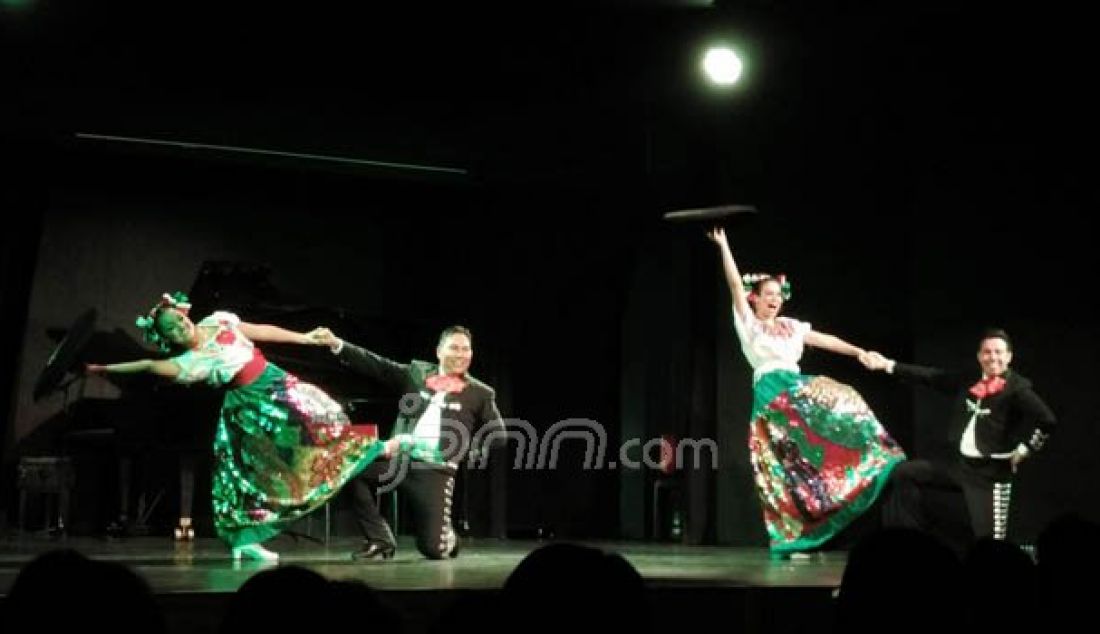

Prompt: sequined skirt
xmin=749 ymin=370 xmax=905 ymax=553
xmin=211 ymin=364 xmax=382 ymax=546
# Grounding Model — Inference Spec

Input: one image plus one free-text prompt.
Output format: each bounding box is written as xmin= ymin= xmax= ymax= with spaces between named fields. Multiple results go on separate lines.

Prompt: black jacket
xmin=893 ymin=363 xmax=1055 ymax=457
xmin=336 ymin=341 xmax=505 ymax=464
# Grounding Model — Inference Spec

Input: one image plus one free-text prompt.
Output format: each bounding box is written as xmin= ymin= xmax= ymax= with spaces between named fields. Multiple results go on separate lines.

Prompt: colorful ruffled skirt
xmin=211 ymin=363 xmax=381 ymax=546
xmin=750 ymin=370 xmax=905 ymax=553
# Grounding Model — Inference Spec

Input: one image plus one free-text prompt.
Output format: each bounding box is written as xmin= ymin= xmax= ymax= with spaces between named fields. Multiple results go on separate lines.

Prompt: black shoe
xmin=352 ymin=542 xmax=396 ymax=561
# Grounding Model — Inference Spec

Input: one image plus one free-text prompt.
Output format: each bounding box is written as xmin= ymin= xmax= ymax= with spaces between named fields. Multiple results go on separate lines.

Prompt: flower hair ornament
xmin=135 ymin=292 xmax=192 ymax=352
xmin=742 ymin=273 xmax=792 ymax=301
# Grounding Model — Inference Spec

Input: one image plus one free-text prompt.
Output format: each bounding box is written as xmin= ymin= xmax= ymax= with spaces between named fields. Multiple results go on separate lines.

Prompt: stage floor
xmin=0 ymin=534 xmax=846 ymax=633
xmin=0 ymin=535 xmax=846 ymax=595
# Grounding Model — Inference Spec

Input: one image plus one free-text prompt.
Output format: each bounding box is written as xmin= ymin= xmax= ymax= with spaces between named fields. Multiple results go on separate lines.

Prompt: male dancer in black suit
xmin=319 ymin=325 xmax=504 ymax=560
xmin=866 ymin=328 xmax=1056 ymax=544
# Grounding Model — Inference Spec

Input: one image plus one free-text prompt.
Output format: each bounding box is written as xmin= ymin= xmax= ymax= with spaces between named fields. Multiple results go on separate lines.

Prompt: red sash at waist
xmin=232 ymin=348 xmax=268 ymax=387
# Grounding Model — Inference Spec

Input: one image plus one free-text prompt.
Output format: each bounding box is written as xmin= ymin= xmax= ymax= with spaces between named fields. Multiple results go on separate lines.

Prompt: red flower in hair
xmin=969 ymin=376 xmax=1006 ymax=399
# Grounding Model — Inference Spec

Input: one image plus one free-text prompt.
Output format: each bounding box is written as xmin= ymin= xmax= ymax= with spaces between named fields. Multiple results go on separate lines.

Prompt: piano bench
xmin=16 ymin=456 xmax=75 ymax=535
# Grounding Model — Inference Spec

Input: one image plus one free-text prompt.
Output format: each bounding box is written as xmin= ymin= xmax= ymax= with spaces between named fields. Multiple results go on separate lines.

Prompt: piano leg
xmin=18 ymin=488 xmax=26 ymax=534
xmin=58 ymin=486 xmax=70 ymax=537
xmin=174 ymin=456 xmax=195 ymax=540
xmin=106 ymin=456 xmax=132 ymax=538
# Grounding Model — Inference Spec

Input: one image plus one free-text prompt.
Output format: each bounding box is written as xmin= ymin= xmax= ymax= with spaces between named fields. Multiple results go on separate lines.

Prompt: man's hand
xmin=861 ymin=351 xmax=892 ymax=371
xmin=305 ymin=327 xmax=341 ymax=352
xmin=1010 ymin=448 xmax=1029 ymax=473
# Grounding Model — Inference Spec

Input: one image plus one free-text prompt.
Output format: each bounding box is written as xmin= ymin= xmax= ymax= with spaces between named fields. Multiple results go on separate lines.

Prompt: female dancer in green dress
xmin=707 ymin=229 xmax=905 ymax=554
xmin=87 ymin=292 xmax=382 ymax=561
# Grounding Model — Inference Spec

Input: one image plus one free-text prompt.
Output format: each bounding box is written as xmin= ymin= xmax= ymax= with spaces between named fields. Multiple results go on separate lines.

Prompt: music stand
xmin=34 ymin=308 xmax=97 ymax=405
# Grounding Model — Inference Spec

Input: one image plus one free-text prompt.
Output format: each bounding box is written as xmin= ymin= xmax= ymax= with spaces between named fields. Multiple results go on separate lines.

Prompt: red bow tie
xmin=969 ymin=375 xmax=1006 ymax=399
xmin=426 ymin=374 xmax=466 ymax=394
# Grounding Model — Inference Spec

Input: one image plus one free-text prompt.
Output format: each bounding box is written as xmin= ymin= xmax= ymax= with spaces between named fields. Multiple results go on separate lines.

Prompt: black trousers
xmin=352 ymin=457 xmax=458 ymax=559
xmin=883 ymin=458 xmax=1011 ymax=549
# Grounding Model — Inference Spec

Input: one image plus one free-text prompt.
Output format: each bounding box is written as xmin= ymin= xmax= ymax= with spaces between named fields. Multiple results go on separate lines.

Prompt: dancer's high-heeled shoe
xmin=351 ymin=541 xmax=396 ymax=561
xmin=231 ymin=543 xmax=279 ymax=562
